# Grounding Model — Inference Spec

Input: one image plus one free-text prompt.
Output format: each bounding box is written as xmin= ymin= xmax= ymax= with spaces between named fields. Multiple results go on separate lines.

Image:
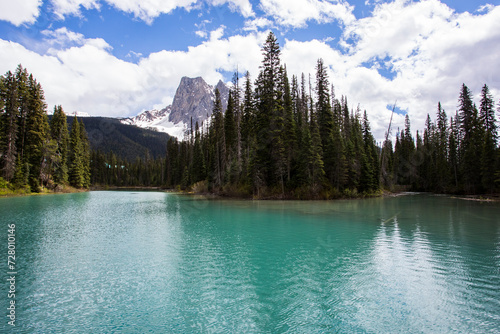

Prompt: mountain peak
xmin=122 ymin=76 xmax=229 ymax=138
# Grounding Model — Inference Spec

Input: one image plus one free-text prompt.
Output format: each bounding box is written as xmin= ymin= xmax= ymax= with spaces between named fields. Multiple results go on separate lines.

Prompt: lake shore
xmin=0 ymin=184 xmax=88 ymax=198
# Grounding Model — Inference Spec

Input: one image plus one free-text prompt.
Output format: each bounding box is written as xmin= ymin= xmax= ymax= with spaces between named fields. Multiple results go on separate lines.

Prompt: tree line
xmin=385 ymin=83 xmax=499 ymax=194
xmin=162 ymin=32 xmax=383 ymax=198
xmin=3 ymin=32 xmax=499 ymax=197
xmin=161 ymin=32 xmax=500 ymax=197
xmin=0 ymin=65 xmax=90 ymax=192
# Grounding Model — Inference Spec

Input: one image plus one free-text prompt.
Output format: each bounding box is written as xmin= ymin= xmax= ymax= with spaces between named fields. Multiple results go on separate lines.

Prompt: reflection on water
xmin=0 ymin=192 xmax=499 ymax=333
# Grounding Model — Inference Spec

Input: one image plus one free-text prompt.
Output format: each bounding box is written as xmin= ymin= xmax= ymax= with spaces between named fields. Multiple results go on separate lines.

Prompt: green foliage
xmin=50 ymin=105 xmax=69 ymax=184
xmin=4 ymin=37 xmax=498 ymax=198
xmin=0 ymin=65 xmax=94 ymax=192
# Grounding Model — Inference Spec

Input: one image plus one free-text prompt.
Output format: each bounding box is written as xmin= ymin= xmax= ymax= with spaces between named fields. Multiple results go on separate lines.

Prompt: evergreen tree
xmin=282 ymin=66 xmax=296 ymax=184
xmin=361 ymin=110 xmax=379 ymax=192
xmin=25 ymin=76 xmax=50 ymax=191
xmin=0 ymin=71 xmax=18 ymax=181
xmin=79 ymin=120 xmax=91 ymax=188
xmin=449 ymin=114 xmax=459 ymax=189
xmin=435 ymin=103 xmax=449 ymax=192
xmin=50 ymin=105 xmax=69 ymax=184
xmin=240 ymin=72 xmax=255 ymax=186
xmin=254 ymin=31 xmax=282 ymax=192
xmin=309 ymin=112 xmax=325 ymax=190
xmin=241 ymin=72 xmax=255 ymax=151
xmin=479 ymin=84 xmax=497 ymax=192
xmin=211 ymin=88 xmax=226 ymax=188
xmin=191 ymin=122 xmax=206 ymax=183
xmin=224 ymin=90 xmax=237 ymax=162
xmin=458 ymin=84 xmax=482 ymax=193
xmin=69 ymin=116 xmax=85 ymax=188
xmin=316 ymin=59 xmax=346 ymax=189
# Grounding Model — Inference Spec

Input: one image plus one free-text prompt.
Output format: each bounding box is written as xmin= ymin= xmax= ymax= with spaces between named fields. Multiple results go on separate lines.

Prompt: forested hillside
xmin=73 ymin=117 xmax=170 ymax=161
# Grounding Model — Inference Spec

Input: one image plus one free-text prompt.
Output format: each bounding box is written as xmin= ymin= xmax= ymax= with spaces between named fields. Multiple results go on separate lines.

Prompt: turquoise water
xmin=1 ymin=192 xmax=499 ymax=333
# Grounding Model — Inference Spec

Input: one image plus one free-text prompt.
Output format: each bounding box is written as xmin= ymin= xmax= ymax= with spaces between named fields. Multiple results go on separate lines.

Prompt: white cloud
xmin=0 ymin=0 xmax=42 ymax=26
xmin=477 ymin=4 xmax=494 ymax=13
xmin=50 ymin=0 xmax=253 ymax=23
xmin=0 ymin=28 xmax=266 ymax=119
xmin=208 ymin=0 xmax=254 ymax=18
xmin=281 ymin=1 xmax=500 ymax=141
xmin=2 ymin=1 xmax=500 ymax=144
xmin=359 ymin=1 xmax=500 ymax=139
xmin=50 ymin=0 xmax=100 ymax=19
xmin=259 ymin=0 xmax=355 ymax=28
xmin=244 ymin=17 xmax=273 ymax=31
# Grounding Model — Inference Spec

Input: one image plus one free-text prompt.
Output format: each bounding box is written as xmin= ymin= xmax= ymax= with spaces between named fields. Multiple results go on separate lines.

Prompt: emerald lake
xmin=1 ymin=192 xmax=499 ymax=333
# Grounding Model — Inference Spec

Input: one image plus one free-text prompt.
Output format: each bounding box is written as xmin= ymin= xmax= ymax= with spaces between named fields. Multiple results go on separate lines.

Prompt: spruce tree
xmin=309 ymin=112 xmax=325 ymax=190
xmin=254 ymin=31 xmax=282 ymax=192
xmin=361 ymin=110 xmax=379 ymax=192
xmin=50 ymin=105 xmax=69 ymax=184
xmin=449 ymin=114 xmax=459 ymax=189
xmin=224 ymin=90 xmax=237 ymax=162
xmin=26 ymin=76 xmax=50 ymax=192
xmin=211 ymin=88 xmax=225 ymax=188
xmin=79 ymin=120 xmax=91 ymax=188
xmin=0 ymin=71 xmax=18 ymax=181
xmin=435 ymin=103 xmax=449 ymax=192
xmin=479 ymin=84 xmax=497 ymax=192
xmin=282 ymin=67 xmax=296 ymax=183
xmin=69 ymin=116 xmax=84 ymax=188
xmin=458 ymin=84 xmax=482 ymax=193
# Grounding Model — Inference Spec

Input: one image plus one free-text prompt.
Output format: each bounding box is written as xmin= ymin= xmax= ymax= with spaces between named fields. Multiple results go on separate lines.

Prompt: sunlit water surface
xmin=1 ymin=192 xmax=499 ymax=333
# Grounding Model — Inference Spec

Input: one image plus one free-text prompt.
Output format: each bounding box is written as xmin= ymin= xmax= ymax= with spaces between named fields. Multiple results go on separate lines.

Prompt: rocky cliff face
xmin=122 ymin=76 xmax=229 ymax=138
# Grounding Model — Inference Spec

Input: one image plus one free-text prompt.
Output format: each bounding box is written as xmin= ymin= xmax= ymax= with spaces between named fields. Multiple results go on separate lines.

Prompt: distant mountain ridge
xmin=121 ymin=77 xmax=229 ymax=138
xmin=76 ymin=117 xmax=170 ymax=161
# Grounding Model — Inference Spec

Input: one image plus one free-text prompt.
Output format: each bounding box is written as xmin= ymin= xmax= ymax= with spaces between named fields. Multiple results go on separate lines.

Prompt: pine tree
xmin=282 ymin=66 xmax=296 ymax=184
xmin=435 ymin=103 xmax=449 ymax=192
xmin=479 ymin=84 xmax=497 ymax=192
xmin=191 ymin=122 xmax=206 ymax=183
xmin=240 ymin=72 xmax=255 ymax=186
xmin=211 ymin=88 xmax=226 ymax=188
xmin=254 ymin=31 xmax=282 ymax=192
xmin=315 ymin=58 xmax=338 ymax=187
xmin=0 ymin=71 xmax=18 ymax=181
xmin=224 ymin=90 xmax=237 ymax=162
xmin=309 ymin=112 xmax=325 ymax=190
xmin=69 ymin=116 xmax=84 ymax=188
xmin=241 ymin=72 xmax=255 ymax=151
xmin=449 ymin=114 xmax=459 ymax=189
xmin=50 ymin=105 xmax=69 ymax=184
xmin=361 ymin=110 xmax=379 ymax=192
xmin=79 ymin=120 xmax=91 ymax=188
xmin=25 ymin=76 xmax=50 ymax=191
xmin=458 ymin=84 xmax=482 ymax=193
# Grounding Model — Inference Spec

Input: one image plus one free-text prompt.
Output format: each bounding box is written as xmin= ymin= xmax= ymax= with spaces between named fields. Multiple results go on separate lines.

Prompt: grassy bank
xmin=0 ymin=178 xmax=87 ymax=198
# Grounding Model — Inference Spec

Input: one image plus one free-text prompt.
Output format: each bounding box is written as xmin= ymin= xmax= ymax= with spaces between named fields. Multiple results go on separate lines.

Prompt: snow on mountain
xmin=121 ymin=77 xmax=229 ymax=139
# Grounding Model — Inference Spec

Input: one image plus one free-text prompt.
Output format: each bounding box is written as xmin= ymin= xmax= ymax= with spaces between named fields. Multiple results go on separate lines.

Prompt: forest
xmin=1 ymin=32 xmax=499 ymax=197
xmin=0 ymin=65 xmax=91 ymax=194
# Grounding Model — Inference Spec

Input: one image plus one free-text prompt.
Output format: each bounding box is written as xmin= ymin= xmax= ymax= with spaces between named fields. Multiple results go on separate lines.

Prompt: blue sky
xmin=1 ymin=0 xmax=499 ymax=141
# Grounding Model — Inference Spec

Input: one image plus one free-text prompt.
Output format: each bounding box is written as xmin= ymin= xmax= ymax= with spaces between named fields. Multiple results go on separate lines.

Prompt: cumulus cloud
xmin=337 ymin=0 xmax=500 ymax=139
xmin=2 ymin=1 xmax=499 ymax=143
xmin=50 ymin=0 xmax=253 ymax=23
xmin=50 ymin=0 xmax=100 ymax=19
xmin=0 ymin=28 xmax=266 ymax=118
xmin=259 ymin=0 xmax=355 ymax=28
xmin=208 ymin=0 xmax=254 ymax=18
xmin=244 ymin=17 xmax=274 ymax=31
xmin=0 ymin=0 xmax=42 ymax=26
